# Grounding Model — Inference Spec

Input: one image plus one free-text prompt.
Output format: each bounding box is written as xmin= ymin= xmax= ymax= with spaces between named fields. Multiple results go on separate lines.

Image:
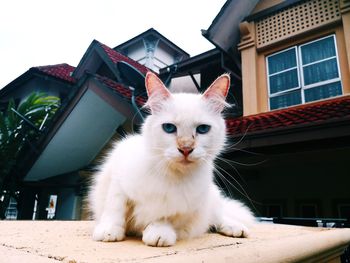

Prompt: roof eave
xmin=0 ymin=70 xmax=34 ymax=99
xmin=159 ymin=48 xmax=221 ymax=77
xmin=245 ymin=0 xmax=304 ymax=22
xmin=0 ymin=68 xmax=75 ymax=100
xmin=228 ymin=117 xmax=350 ymax=151
xmin=16 ymin=75 xmax=89 ymax=178
xmin=203 ymin=0 xmax=259 ymax=55
xmin=72 ymin=40 xmax=102 ymax=79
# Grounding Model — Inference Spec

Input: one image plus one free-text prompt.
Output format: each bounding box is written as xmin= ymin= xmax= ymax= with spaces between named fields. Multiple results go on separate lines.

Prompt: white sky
xmin=0 ymin=0 xmax=227 ymax=88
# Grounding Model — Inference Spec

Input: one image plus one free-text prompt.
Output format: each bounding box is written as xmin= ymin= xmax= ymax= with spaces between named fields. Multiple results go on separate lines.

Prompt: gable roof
xmin=226 ymin=95 xmax=350 ymax=137
xmin=114 ymin=28 xmax=190 ymax=58
xmin=4 ymin=35 xmax=161 ymax=181
xmin=98 ymin=41 xmax=149 ymax=75
xmin=73 ymin=40 xmax=150 ymax=80
xmin=24 ymin=39 xmax=151 ymax=109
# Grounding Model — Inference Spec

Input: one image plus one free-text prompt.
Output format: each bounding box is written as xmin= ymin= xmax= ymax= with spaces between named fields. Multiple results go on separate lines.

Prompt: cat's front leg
xmin=216 ymin=216 xmax=250 ymax=238
xmin=142 ymin=222 xmax=177 ymax=247
xmin=211 ymin=193 xmax=254 ymax=238
xmin=93 ymin=187 xmax=127 ymax=242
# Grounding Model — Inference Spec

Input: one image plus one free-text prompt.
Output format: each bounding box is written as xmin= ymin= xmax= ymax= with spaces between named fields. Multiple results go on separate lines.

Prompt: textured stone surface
xmin=0 ymin=221 xmax=349 ymax=263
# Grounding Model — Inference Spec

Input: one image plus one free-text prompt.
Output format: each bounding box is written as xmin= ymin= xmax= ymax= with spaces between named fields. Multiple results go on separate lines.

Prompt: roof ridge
xmin=33 ymin=63 xmax=75 ymax=69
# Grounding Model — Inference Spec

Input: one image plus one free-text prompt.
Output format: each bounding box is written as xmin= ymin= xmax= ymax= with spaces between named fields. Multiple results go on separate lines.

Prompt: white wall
xmin=169 ymin=75 xmax=200 ymax=93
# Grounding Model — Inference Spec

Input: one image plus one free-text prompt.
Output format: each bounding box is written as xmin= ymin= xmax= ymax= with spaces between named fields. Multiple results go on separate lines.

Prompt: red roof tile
xmin=34 ymin=63 xmax=76 ymax=83
xmin=98 ymin=42 xmax=149 ymax=75
xmin=94 ymin=75 xmax=147 ymax=106
xmin=226 ymin=96 xmax=350 ymax=136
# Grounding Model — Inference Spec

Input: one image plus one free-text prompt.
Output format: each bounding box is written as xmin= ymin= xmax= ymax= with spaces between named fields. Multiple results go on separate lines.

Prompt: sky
xmin=0 ymin=0 xmax=227 ymax=89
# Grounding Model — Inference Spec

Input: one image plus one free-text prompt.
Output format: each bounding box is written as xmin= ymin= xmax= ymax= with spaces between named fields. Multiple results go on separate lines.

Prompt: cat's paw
xmin=142 ymin=223 xmax=177 ymax=247
xmin=217 ymin=220 xmax=249 ymax=238
xmin=92 ymin=223 xmax=125 ymax=242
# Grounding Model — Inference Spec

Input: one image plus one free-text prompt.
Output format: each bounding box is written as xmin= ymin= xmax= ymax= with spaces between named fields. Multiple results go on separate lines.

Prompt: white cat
xmin=89 ymin=72 xmax=255 ymax=247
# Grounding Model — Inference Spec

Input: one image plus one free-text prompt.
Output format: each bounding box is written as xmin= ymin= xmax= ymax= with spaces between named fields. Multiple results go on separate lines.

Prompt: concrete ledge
xmin=0 ymin=221 xmax=349 ymax=263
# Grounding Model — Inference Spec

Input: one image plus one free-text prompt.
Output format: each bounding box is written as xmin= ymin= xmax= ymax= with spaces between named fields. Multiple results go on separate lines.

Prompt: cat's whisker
xmin=213 ymin=164 xmax=249 ymax=199
xmin=215 ymin=173 xmax=235 ymax=199
xmin=130 ymin=110 xmax=142 ymax=134
xmin=215 ymin=166 xmax=262 ymax=214
xmin=216 ymin=156 xmax=267 ymax=167
xmin=223 ymin=146 xmax=266 ymax=158
xmin=224 ymin=123 xmax=254 ymax=149
xmin=201 ymin=158 xmax=235 ymax=199
xmin=213 ymin=165 xmax=248 ymax=201
xmin=211 ymin=158 xmax=263 ymax=212
xmin=214 ymin=157 xmax=249 ymax=189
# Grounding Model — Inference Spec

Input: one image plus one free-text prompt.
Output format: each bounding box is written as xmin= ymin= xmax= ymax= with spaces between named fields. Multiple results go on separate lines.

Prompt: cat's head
xmin=142 ymin=72 xmax=230 ymax=169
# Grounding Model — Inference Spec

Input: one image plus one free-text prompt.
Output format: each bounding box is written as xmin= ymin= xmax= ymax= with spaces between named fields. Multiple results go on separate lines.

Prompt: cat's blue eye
xmin=162 ymin=123 xmax=177 ymax=134
xmin=196 ymin=124 xmax=211 ymax=134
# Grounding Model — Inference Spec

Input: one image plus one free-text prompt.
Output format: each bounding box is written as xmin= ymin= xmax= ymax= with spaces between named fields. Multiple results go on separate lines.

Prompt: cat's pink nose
xmin=178 ymin=147 xmax=194 ymax=157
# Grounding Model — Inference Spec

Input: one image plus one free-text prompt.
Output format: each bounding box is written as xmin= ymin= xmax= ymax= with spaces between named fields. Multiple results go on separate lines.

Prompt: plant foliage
xmin=0 ymin=92 xmax=60 ymax=218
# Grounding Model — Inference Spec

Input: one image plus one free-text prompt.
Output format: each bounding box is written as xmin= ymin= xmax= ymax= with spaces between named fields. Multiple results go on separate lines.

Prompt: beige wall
xmin=239 ymin=0 xmax=350 ymax=116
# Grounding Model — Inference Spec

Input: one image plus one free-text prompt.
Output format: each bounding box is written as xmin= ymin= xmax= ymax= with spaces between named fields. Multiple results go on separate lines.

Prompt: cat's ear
xmin=145 ymin=72 xmax=171 ymax=113
xmin=202 ymin=73 xmax=231 ymax=113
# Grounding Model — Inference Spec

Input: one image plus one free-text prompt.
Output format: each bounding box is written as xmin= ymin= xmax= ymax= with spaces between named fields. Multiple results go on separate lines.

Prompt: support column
xmin=238 ymin=21 xmax=259 ymax=116
xmin=340 ymin=0 xmax=350 ymax=79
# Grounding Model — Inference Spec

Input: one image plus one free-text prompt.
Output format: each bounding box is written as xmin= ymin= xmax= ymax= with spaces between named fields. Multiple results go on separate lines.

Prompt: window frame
xmin=266 ymin=34 xmax=343 ymax=110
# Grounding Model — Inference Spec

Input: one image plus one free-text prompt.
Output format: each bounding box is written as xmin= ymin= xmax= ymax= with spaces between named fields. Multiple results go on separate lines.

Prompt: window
xmin=264 ymin=200 xmax=286 ymax=218
xmin=336 ymin=203 xmax=350 ymax=219
xmin=267 ymin=35 xmax=342 ymax=110
xmin=299 ymin=204 xmax=318 ymax=218
xmin=297 ymin=201 xmax=321 ymax=218
xmin=5 ymin=197 xmax=18 ymax=220
xmin=266 ymin=204 xmax=283 ymax=217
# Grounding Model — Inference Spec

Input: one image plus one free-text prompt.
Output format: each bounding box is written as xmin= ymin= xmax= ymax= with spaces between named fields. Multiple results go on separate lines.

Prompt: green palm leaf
xmin=0 ymin=91 xmax=61 ymax=191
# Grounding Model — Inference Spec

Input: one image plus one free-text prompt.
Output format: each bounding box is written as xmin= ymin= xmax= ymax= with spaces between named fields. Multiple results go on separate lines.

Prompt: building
xmin=2 ymin=0 xmax=350 ymax=220
xmin=206 ymin=0 xmax=350 ymax=219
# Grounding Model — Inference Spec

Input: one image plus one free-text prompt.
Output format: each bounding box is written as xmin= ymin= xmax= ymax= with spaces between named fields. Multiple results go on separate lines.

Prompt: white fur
xmin=89 ymin=90 xmax=255 ymax=247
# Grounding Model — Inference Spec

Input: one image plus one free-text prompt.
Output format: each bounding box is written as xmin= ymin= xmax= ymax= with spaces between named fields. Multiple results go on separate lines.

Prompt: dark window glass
xmin=270 ymin=90 xmax=301 ymax=110
xmin=304 ymin=81 xmax=342 ymax=102
xmin=301 ymin=36 xmax=336 ymax=64
xmin=268 ymin=48 xmax=297 ymax=74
